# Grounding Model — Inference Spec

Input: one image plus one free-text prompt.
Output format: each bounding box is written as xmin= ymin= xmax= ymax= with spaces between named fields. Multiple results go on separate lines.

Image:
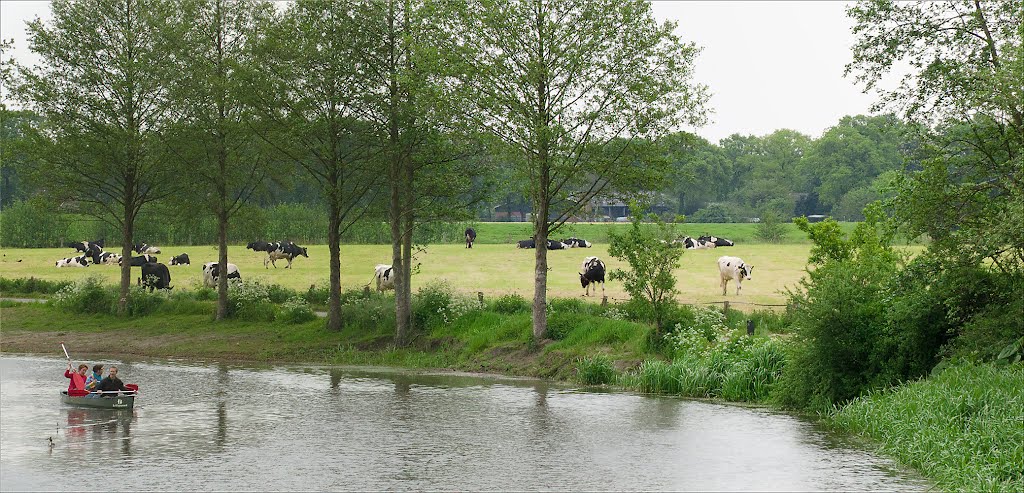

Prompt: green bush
xmin=754 ymin=211 xmax=786 ymax=243
xmin=544 ymin=312 xmax=576 ymax=340
xmin=278 ymin=296 xmax=317 ymax=324
xmin=411 ymin=281 xmax=481 ymax=330
xmin=0 ymin=199 xmax=70 ymax=247
xmin=50 ymin=277 xmax=114 ymax=314
xmin=266 ymin=283 xmax=298 ymax=304
xmin=123 ymin=287 xmax=167 ymax=316
xmin=575 ymin=355 xmax=616 ymax=385
xmin=0 ymin=277 xmax=72 ymax=295
xmin=340 ymin=297 xmax=395 ymax=333
xmin=492 ymin=293 xmax=530 ymax=314
xmin=303 ymin=283 xmax=331 ymax=305
xmin=227 ymin=278 xmax=275 ymax=320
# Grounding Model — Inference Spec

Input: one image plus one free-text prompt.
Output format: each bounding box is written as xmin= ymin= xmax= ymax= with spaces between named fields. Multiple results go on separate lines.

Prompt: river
xmin=0 ymin=355 xmax=926 ymax=491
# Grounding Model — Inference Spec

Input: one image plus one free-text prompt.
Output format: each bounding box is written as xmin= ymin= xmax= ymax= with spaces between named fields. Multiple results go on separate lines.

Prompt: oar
xmin=61 ymin=342 xmax=70 ymax=362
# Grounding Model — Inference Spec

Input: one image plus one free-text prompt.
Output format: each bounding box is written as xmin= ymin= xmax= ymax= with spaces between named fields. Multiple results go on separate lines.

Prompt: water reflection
xmin=0 ymin=356 xmax=928 ymax=492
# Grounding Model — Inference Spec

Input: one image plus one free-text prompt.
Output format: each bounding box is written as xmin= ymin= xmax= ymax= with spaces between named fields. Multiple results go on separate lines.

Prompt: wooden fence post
xmin=363 ymin=285 xmax=370 ymax=298
xmin=723 ymin=300 xmax=729 ymax=314
xmin=478 ymin=291 xmax=484 ymax=305
xmin=601 ymin=295 xmax=608 ymax=307
xmin=746 ymin=319 xmax=755 ymax=336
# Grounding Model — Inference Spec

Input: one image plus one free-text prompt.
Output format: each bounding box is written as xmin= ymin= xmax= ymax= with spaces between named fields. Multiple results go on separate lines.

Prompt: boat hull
xmin=60 ymin=392 xmax=135 ymax=409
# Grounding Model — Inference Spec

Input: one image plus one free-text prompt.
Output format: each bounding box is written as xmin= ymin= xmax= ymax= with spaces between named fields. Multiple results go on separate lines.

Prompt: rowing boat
xmin=60 ymin=385 xmax=138 ymax=409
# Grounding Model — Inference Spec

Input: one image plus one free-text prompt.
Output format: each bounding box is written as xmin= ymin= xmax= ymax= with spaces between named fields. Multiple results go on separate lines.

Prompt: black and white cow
xmin=561 ymin=238 xmax=593 ymax=248
xmin=96 ymin=252 xmax=121 ymax=265
xmin=465 ymin=228 xmax=477 ymax=249
xmin=546 ymin=239 xmax=569 ymax=250
xmin=580 ymin=256 xmax=606 ymax=296
xmin=55 ymin=256 xmax=89 ymax=268
xmin=247 ymin=241 xmax=273 ymax=252
xmin=371 ymin=264 xmax=395 ymax=293
xmin=121 ymin=254 xmax=158 ymax=267
xmin=265 ymin=242 xmax=308 ymax=269
xmin=68 ymin=240 xmax=104 ymax=263
xmin=202 ymin=262 xmax=241 ymax=287
xmin=133 ymin=243 xmax=161 ymax=254
xmin=674 ymin=236 xmax=715 ymax=249
xmin=718 ymin=256 xmax=753 ymax=295
xmin=516 ymin=239 xmax=536 ymax=249
xmin=700 ymin=235 xmax=735 ymax=247
xmin=169 ymin=253 xmax=190 ymax=266
xmin=140 ymin=262 xmax=172 ymax=291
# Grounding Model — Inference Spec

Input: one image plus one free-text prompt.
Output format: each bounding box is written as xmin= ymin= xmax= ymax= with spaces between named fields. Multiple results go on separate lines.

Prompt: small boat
xmin=60 ymin=385 xmax=138 ymax=409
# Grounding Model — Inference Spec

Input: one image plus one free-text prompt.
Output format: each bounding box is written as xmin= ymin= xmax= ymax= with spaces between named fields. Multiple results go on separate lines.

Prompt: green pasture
xmin=0 ymin=242 xmax=925 ymax=309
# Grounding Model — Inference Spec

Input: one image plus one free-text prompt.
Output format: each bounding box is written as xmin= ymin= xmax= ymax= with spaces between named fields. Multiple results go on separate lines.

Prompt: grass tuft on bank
xmin=828 ymin=363 xmax=1024 ymax=492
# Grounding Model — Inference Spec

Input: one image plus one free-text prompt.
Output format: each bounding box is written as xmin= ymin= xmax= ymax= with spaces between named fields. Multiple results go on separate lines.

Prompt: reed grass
xmin=828 ymin=363 xmax=1024 ymax=492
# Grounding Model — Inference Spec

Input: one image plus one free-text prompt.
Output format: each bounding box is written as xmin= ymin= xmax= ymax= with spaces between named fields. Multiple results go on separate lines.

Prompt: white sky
xmin=1 ymin=0 xmax=880 ymax=143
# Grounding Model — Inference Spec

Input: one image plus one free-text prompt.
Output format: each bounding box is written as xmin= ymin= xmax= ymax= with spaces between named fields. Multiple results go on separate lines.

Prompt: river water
xmin=0 ymin=355 xmax=926 ymax=491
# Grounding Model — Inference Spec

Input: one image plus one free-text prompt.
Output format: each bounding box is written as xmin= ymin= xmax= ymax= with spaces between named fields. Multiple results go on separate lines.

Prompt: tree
xmin=166 ymin=0 xmax=274 ymax=320
xmin=252 ymin=0 xmax=381 ymax=331
xmin=662 ymin=132 xmax=731 ymax=215
xmin=16 ymin=0 xmax=181 ymax=314
xmin=449 ymin=0 xmax=708 ymax=339
xmin=350 ymin=0 xmax=492 ymax=345
xmin=846 ymin=0 xmax=1023 ymax=269
xmin=607 ymin=208 xmax=683 ymax=334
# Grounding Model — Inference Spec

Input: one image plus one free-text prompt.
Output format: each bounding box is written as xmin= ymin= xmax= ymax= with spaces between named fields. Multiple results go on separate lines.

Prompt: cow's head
xmin=300 ymin=247 xmax=308 ymax=258
xmin=739 ymin=263 xmax=752 ymax=280
xmin=579 ymin=272 xmax=591 ymax=288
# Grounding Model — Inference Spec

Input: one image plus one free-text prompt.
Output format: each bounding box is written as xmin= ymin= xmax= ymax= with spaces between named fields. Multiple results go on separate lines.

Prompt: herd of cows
xmin=51 ymin=228 xmax=754 ymax=298
xmin=54 ymin=239 xmax=309 ymax=291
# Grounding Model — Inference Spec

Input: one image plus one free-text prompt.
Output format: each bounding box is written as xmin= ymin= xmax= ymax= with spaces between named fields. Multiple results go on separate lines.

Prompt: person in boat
xmin=97 ymin=366 xmax=129 ymax=396
xmin=64 ymin=362 xmax=88 ymax=394
xmin=85 ymin=364 xmax=104 ymax=397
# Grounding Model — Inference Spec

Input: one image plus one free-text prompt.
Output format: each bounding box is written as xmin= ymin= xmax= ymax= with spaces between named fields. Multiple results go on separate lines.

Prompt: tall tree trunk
xmin=390 ymin=149 xmax=410 ymax=345
xmin=326 ymin=199 xmax=343 ymax=331
xmin=215 ymin=208 xmax=229 ymax=320
xmin=118 ymin=211 xmax=134 ymax=316
xmin=532 ymin=154 xmax=550 ymax=339
xmin=399 ymin=184 xmax=414 ymax=345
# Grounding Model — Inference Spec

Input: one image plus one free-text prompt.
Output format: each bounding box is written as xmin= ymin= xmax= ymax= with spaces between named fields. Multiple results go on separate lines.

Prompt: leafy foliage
xmin=607 ymin=211 xmax=683 ymax=333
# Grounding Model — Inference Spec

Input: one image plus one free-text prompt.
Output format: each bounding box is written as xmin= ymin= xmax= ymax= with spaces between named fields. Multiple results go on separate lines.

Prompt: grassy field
xmin=0 ymin=242 xmax=925 ymax=309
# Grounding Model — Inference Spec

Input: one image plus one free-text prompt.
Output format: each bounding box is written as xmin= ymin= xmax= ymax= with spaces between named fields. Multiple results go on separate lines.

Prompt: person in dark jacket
xmin=97 ymin=366 xmax=129 ymax=395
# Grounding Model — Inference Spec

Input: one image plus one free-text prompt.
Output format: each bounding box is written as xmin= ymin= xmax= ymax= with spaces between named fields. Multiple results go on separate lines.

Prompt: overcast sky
xmin=1 ymin=0 xmax=879 ymax=143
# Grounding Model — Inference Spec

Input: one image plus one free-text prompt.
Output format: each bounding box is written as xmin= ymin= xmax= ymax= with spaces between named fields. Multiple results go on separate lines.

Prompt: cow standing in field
xmin=140 ymin=263 xmax=172 ymax=291
xmin=203 ymin=262 xmax=241 ymax=287
xmin=372 ymin=264 xmax=395 ymax=293
xmin=266 ymin=242 xmax=308 ymax=269
xmin=718 ymin=256 xmax=753 ymax=295
xmin=169 ymin=253 xmax=190 ymax=266
xmin=465 ymin=228 xmax=477 ymax=248
xmin=580 ymin=256 xmax=606 ymax=297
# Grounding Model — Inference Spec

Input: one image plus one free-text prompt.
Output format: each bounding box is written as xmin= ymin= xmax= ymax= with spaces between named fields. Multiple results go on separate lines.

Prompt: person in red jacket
xmin=64 ymin=362 xmax=88 ymax=394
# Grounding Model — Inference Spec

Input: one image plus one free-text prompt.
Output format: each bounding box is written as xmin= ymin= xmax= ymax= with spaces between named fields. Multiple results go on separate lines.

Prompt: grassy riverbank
xmin=829 ymin=364 xmax=1024 ymax=491
xmin=2 ymin=290 xmax=1020 ymax=491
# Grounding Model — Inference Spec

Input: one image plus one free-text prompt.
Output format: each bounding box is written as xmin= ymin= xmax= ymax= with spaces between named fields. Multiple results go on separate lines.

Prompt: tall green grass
xmin=829 ymin=363 xmax=1024 ymax=492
